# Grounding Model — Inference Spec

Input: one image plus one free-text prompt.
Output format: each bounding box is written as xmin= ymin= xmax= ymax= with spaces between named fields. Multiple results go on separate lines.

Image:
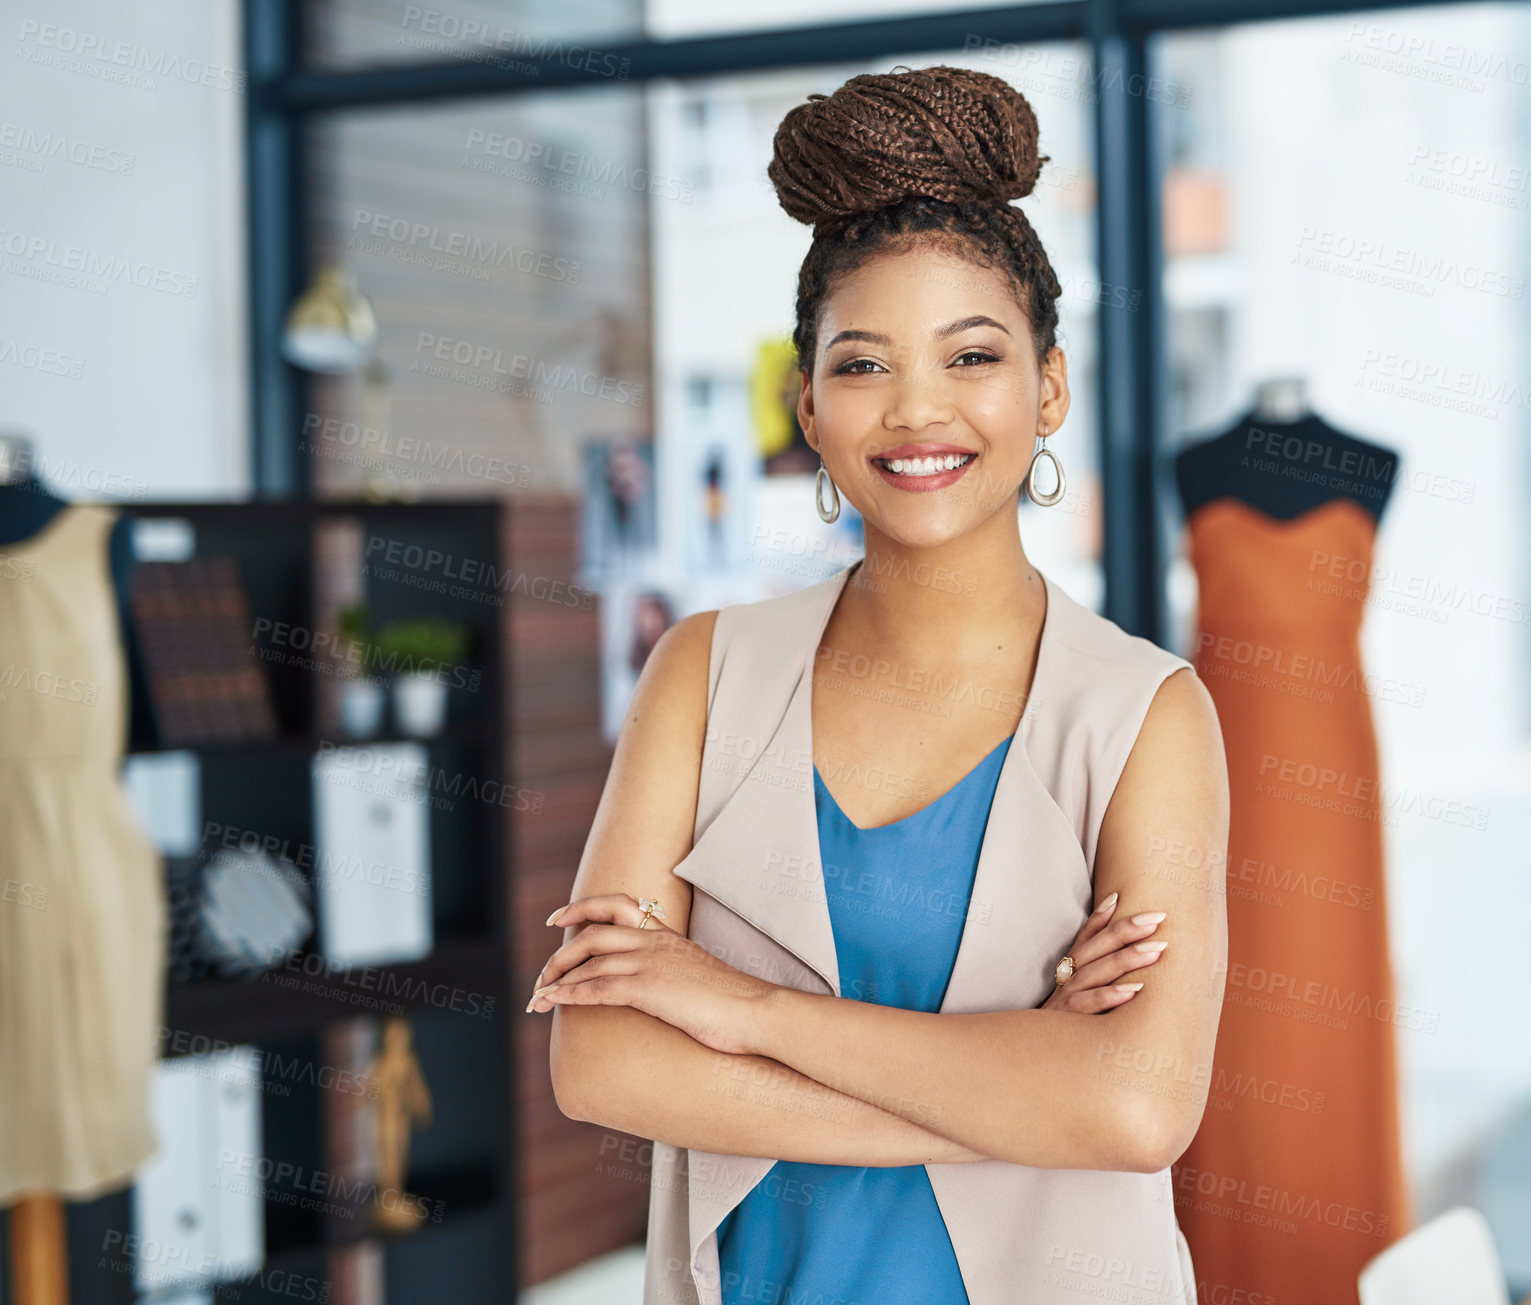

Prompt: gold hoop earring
xmin=815 ymin=454 xmax=841 ymax=524
xmin=1025 ymin=425 xmax=1066 ymax=507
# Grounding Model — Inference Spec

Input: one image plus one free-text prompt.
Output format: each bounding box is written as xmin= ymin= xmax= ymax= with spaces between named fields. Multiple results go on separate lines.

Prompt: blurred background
xmin=1 ymin=0 xmax=1528 ymax=1302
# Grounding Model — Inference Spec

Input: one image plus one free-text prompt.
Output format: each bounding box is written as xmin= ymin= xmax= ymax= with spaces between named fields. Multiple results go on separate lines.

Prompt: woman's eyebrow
xmin=825 ymin=315 xmax=1013 ymax=350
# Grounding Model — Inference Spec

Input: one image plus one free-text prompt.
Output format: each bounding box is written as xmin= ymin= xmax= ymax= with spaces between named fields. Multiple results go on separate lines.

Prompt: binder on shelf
xmin=132 ymin=1048 xmax=263 ymax=1293
xmin=311 ymin=740 xmax=434 ymax=968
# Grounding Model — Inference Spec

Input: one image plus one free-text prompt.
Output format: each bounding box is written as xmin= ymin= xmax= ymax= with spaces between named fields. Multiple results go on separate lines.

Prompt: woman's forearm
xmin=752 ymin=989 xmax=1187 ymax=1173
xmin=550 ymin=1005 xmax=993 ymax=1166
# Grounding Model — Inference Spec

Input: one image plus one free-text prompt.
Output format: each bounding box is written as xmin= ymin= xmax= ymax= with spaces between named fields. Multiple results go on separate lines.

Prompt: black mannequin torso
xmin=0 ymin=480 xmax=153 ymax=746
xmin=1174 ymin=408 xmax=1399 ymax=528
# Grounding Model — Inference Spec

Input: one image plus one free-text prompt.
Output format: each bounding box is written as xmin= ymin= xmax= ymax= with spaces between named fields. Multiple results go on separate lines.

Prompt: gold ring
xmin=1054 ymin=955 xmax=1075 ymax=985
xmin=637 ymin=896 xmax=666 ymax=929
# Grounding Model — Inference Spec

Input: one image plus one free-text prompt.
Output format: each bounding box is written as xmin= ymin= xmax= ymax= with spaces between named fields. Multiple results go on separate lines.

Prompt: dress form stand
xmin=0 ymin=431 xmax=151 ymax=1305
xmin=1170 ymin=397 xmax=1413 ymax=1298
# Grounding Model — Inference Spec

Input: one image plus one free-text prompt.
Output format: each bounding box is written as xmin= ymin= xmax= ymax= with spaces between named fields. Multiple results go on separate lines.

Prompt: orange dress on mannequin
xmin=1172 ymin=496 xmax=1413 ymax=1301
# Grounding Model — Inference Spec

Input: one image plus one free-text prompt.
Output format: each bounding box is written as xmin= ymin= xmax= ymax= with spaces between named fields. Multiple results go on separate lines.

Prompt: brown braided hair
xmin=769 ymin=64 xmax=1063 ymax=376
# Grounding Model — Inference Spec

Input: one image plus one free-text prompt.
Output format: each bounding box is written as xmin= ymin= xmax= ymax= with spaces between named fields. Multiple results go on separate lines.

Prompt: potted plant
xmin=335 ymin=601 xmax=386 ymax=738
xmin=375 ymin=617 xmax=470 ymax=737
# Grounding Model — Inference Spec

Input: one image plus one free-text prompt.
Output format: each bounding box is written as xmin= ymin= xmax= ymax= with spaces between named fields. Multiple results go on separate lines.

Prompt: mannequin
xmin=1174 ymin=379 xmax=1399 ymax=525
xmin=0 ymin=430 xmax=162 ymax=1305
xmin=0 ymin=433 xmax=148 ymax=724
xmin=1169 ymin=390 xmax=1412 ymax=1298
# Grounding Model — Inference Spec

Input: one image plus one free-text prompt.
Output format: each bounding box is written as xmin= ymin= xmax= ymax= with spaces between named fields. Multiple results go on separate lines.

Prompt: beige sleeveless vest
xmin=642 ymin=560 xmax=1199 ymax=1305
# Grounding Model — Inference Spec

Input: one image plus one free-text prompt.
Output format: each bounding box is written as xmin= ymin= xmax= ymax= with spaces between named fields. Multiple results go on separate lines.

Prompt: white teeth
xmin=882 ymin=453 xmax=973 ymax=476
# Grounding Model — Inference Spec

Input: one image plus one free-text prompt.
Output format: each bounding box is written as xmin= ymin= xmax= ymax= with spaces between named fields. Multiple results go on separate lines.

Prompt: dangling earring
xmin=1025 ymin=424 xmax=1066 ymax=507
xmin=815 ymin=454 xmax=841 ymax=524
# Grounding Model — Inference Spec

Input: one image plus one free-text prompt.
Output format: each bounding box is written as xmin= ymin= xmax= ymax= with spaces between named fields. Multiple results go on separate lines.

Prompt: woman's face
xmin=799 ymin=243 xmax=1069 ymax=549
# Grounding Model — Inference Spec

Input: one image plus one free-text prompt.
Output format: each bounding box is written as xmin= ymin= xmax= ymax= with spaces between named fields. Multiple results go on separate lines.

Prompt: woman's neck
xmin=840 ymin=518 xmax=1043 ymax=662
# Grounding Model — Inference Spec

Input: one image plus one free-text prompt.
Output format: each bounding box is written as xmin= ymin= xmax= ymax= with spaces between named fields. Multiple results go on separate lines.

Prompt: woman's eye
xmin=954 ymin=350 xmax=999 ymax=366
xmin=834 ymin=358 xmax=882 ymax=375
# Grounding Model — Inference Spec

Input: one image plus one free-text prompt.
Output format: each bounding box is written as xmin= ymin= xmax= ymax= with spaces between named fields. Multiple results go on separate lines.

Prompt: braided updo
xmin=769 ymin=63 xmax=1063 ymax=374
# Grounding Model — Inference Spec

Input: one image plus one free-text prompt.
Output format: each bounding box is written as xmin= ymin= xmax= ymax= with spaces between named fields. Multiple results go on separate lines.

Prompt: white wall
xmin=0 ymin=0 xmax=248 ymax=500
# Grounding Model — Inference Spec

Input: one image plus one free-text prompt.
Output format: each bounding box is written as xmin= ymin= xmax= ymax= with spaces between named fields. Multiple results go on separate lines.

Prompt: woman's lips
xmin=869 ymin=451 xmax=977 ymax=493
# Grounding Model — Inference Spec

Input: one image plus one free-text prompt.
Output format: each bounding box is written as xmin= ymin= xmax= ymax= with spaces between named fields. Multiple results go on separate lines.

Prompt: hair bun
xmin=769 ymin=64 xmax=1044 ymax=232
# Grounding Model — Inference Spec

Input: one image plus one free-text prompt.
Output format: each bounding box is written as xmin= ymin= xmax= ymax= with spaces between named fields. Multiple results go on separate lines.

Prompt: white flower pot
xmin=339 ymin=677 xmax=386 ymax=738
xmin=392 ymin=671 xmax=449 ymax=736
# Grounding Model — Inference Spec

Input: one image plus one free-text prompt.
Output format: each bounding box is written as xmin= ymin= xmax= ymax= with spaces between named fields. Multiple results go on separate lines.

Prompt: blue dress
xmin=715 ymin=730 xmax=1017 ymax=1305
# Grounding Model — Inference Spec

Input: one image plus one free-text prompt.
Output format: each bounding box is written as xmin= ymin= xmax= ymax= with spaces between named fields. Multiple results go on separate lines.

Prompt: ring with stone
xmin=637 ymin=897 xmax=666 ymax=929
xmin=1054 ymin=955 xmax=1076 ymax=985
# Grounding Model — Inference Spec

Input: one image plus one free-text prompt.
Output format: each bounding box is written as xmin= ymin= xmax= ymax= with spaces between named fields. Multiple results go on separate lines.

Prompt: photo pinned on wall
xmin=578 ymin=437 xmax=657 ymax=588
xmin=752 ymin=338 xmax=818 ymax=476
xmin=680 ymin=428 xmax=757 ymax=580
xmin=598 ymin=583 xmax=681 ymax=745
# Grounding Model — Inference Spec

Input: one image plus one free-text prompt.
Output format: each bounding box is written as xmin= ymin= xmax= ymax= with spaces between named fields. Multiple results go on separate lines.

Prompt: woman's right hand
xmin=1040 ymin=892 xmax=1167 ymax=1014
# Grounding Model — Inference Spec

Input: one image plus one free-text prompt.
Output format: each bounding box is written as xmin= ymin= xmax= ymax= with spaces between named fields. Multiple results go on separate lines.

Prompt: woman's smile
xmin=869 ymin=441 xmax=979 ymax=492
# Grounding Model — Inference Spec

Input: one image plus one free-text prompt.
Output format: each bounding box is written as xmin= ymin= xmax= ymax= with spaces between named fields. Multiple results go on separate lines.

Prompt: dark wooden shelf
xmin=261 ymin=1163 xmax=501 ymax=1264
xmin=164 ymin=937 xmax=507 ymax=1047
xmin=128 ymin=718 xmax=494 ymax=758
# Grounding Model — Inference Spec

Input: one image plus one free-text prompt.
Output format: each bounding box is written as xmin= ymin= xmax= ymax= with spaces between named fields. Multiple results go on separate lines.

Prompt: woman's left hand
xmin=525 ymin=893 xmax=777 ymax=1056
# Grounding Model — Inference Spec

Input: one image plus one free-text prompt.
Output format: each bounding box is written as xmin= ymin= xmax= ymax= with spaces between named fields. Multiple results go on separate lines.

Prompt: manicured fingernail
xmin=546 ymin=907 xmax=565 ymax=926
xmin=1134 ymin=940 xmax=1168 ymax=953
xmin=1115 ymin=982 xmax=1145 ymax=992
xmin=524 ymin=984 xmax=559 ymax=1013
xmin=1096 ymin=892 xmax=1119 ymax=914
xmin=1131 ymin=911 xmax=1166 ymax=926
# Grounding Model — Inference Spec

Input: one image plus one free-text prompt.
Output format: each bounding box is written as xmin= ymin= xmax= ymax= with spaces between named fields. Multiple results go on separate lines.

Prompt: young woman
xmin=530 ymin=64 xmax=1228 ymax=1305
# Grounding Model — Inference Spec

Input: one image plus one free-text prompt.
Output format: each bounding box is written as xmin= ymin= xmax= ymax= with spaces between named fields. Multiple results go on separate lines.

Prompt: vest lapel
xmin=670 ymin=570 xmax=845 ymax=998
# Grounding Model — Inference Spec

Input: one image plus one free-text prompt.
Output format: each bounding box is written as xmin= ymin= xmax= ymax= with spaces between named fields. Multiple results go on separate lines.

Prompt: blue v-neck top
xmin=715 ymin=729 xmax=1016 ymax=1305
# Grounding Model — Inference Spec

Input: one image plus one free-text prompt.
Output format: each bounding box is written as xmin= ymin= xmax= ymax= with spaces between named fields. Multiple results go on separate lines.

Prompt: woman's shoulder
xmin=1044 ymin=575 xmax=1194 ymax=681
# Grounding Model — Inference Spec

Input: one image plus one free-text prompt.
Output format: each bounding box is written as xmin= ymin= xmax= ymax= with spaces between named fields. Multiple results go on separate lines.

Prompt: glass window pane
xmin=304 ymin=88 xmax=651 ymax=499
xmin=305 ymin=0 xmax=643 ymax=72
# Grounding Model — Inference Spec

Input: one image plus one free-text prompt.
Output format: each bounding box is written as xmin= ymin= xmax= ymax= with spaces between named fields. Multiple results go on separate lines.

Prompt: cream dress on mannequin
xmin=0 ymin=503 xmax=166 ymax=1203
